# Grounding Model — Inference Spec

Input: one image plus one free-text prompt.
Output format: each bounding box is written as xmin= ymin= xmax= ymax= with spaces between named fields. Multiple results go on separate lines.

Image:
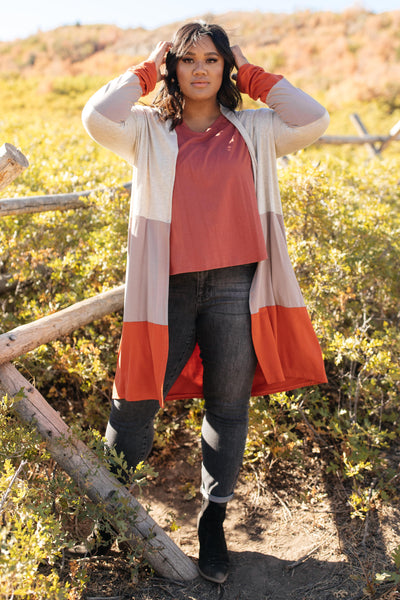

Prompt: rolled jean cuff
xmin=200 ymin=485 xmax=234 ymax=503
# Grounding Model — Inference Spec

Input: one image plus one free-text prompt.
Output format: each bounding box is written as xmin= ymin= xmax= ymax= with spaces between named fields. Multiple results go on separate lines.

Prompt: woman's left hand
xmin=231 ymin=45 xmax=249 ymax=70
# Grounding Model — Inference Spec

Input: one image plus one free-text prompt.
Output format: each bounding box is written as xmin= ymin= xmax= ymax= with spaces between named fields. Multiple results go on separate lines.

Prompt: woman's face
xmin=175 ymin=36 xmax=224 ymax=105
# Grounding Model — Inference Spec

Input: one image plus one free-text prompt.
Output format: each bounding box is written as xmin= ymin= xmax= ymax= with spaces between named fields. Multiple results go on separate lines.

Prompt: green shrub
xmin=244 ymin=155 xmax=400 ymax=516
xmin=1 ymin=73 xmax=399 ymax=594
xmin=0 ymin=392 xmax=88 ymax=598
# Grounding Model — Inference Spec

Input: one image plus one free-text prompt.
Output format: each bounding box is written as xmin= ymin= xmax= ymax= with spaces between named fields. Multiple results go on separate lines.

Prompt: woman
xmin=82 ymin=22 xmax=329 ymax=583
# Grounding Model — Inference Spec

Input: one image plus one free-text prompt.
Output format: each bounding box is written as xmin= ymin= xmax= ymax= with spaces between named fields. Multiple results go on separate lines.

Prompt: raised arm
xmin=82 ymin=42 xmax=171 ymax=164
xmin=232 ymin=45 xmax=329 ymax=157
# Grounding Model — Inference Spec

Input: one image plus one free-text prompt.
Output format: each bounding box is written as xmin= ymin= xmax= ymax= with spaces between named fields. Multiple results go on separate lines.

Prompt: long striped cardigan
xmin=82 ymin=68 xmax=330 ymax=407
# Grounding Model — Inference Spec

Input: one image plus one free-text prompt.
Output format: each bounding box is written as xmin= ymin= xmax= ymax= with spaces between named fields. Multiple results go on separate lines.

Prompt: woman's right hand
xmin=148 ymin=41 xmax=172 ymax=82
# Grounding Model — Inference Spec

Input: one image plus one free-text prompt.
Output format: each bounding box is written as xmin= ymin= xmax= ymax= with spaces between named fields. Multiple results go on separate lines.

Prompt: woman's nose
xmin=193 ymin=61 xmax=207 ymax=74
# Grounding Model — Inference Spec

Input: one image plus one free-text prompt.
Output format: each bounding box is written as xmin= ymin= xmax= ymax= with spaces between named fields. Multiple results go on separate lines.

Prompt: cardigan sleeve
xmin=236 ymin=63 xmax=283 ymax=103
xmin=129 ymin=61 xmax=158 ymax=96
xmin=81 ymin=62 xmax=157 ymax=165
xmin=236 ymin=63 xmax=329 ymax=157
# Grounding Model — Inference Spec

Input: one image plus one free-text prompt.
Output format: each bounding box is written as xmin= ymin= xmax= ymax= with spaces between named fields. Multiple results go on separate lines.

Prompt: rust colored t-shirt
xmin=170 ymin=114 xmax=267 ymax=274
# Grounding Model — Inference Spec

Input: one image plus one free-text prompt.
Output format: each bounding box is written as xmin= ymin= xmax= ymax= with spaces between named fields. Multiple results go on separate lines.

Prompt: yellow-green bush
xmin=245 ymin=153 xmax=400 ymax=516
xmin=0 ymin=393 xmax=88 ymax=598
xmin=1 ymin=74 xmax=400 ymax=595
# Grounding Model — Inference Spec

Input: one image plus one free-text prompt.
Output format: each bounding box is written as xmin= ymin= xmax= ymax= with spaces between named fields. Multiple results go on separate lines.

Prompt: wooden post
xmin=379 ymin=118 xmax=400 ymax=153
xmin=0 ymin=286 xmax=125 ymax=364
xmin=350 ymin=113 xmax=381 ymax=159
xmin=0 ymin=144 xmax=29 ymax=191
xmin=0 ymin=362 xmax=198 ymax=581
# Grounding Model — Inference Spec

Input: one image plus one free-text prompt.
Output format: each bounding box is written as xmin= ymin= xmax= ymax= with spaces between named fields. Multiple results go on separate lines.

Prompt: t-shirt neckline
xmin=180 ymin=113 xmax=227 ymax=135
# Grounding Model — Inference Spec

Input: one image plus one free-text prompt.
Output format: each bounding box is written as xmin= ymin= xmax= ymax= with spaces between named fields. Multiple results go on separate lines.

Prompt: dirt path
xmin=83 ymin=434 xmax=400 ymax=600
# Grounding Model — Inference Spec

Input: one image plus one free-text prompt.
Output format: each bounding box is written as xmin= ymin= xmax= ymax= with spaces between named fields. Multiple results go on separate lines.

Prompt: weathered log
xmin=0 ymin=362 xmax=198 ymax=581
xmin=0 ymin=286 xmax=125 ymax=364
xmin=0 ymin=183 xmax=132 ymax=217
xmin=0 ymin=143 xmax=29 ymax=191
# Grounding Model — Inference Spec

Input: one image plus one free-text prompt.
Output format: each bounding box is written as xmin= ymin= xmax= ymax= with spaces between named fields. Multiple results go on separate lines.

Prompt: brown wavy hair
xmin=153 ymin=22 xmax=242 ymax=129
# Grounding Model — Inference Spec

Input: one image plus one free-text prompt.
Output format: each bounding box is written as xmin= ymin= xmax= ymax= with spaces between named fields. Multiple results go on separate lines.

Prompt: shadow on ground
xmin=131 ymin=551 xmax=361 ymax=600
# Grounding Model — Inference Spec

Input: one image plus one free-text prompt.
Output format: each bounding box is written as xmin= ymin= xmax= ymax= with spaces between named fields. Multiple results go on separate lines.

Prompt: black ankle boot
xmin=197 ymin=499 xmax=229 ymax=583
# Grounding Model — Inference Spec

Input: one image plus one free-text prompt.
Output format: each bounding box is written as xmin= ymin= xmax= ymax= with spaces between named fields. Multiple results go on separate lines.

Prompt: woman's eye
xmin=181 ymin=57 xmax=218 ymax=64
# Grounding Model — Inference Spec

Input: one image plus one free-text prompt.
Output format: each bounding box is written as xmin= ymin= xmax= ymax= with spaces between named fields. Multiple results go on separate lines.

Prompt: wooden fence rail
xmin=0 ymin=287 xmax=199 ymax=580
xmin=0 ymin=286 xmax=125 ymax=364
xmin=0 ymin=362 xmax=198 ymax=581
xmin=316 ymin=133 xmax=398 ymax=145
xmin=0 ymin=152 xmax=197 ymax=582
xmin=1 ymin=115 xmax=398 ymax=218
xmin=317 ymin=114 xmax=400 ymax=156
xmin=0 ymin=182 xmax=132 ymax=217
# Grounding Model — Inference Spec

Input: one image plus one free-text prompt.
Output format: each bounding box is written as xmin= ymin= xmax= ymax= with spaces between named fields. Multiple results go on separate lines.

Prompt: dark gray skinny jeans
xmin=105 ymin=263 xmax=258 ymax=503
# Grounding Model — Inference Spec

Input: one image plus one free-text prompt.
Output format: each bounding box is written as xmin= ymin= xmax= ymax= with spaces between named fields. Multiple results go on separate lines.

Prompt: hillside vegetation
xmin=0 ymin=9 xmax=400 ymax=600
xmin=1 ymin=8 xmax=400 ymax=107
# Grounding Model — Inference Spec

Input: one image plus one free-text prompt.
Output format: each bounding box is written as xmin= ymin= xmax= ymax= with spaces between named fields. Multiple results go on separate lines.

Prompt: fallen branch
xmin=0 ymin=362 xmax=198 ymax=581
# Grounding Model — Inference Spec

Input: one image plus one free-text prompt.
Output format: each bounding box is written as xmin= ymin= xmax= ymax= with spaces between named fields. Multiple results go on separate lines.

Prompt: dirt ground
xmin=81 ymin=429 xmax=400 ymax=600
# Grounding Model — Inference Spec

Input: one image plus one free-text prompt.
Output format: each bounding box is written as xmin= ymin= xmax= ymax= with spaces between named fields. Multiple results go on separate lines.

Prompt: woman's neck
xmin=182 ymin=100 xmax=221 ymax=133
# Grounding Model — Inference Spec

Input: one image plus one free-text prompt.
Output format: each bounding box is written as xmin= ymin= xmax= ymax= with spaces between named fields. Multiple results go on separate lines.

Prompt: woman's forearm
xmin=81 ymin=67 xmax=154 ymax=164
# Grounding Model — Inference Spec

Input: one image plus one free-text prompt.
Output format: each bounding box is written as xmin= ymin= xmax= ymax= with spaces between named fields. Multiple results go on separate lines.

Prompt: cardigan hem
xmin=111 ymin=377 xmax=328 ymax=405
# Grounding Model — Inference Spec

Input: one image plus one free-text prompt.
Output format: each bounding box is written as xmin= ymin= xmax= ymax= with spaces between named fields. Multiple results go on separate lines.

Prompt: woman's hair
xmin=153 ymin=22 xmax=242 ymax=129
